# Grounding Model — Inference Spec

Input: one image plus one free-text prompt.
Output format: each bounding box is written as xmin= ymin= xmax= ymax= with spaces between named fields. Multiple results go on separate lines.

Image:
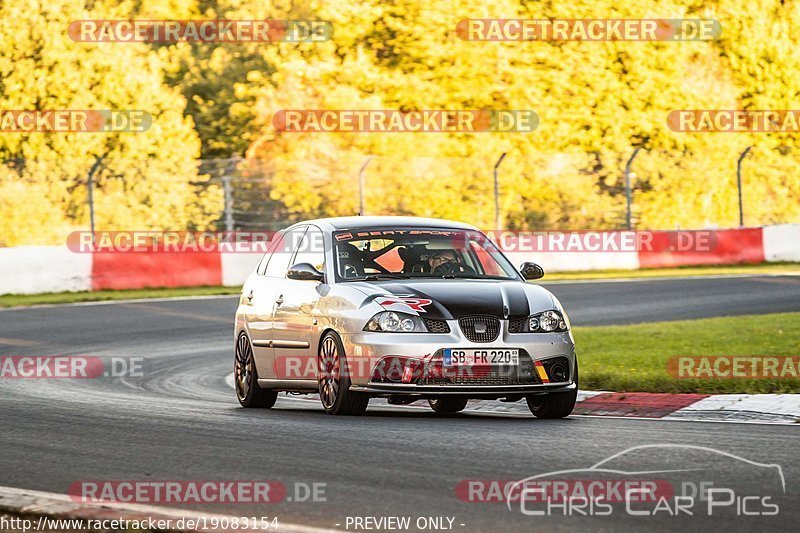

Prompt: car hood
xmin=349 ymin=279 xmax=557 ymax=320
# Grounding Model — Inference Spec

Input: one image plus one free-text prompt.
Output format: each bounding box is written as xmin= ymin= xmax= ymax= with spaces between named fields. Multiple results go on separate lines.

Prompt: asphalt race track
xmin=543 ymin=274 xmax=800 ymax=325
xmin=1 ymin=275 xmax=799 ymax=532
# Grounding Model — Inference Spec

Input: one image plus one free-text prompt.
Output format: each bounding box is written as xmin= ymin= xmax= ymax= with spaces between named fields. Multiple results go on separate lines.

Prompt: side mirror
xmin=520 ymin=262 xmax=544 ymax=280
xmin=287 ymin=263 xmax=324 ymax=282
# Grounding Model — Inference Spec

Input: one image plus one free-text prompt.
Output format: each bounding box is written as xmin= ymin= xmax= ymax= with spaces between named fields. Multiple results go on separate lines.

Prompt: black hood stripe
xmin=367 ymin=280 xmax=535 ymax=320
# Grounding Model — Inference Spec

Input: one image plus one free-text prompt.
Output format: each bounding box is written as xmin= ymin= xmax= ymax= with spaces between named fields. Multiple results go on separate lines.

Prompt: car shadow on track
xmin=224 ymin=399 xmax=579 ymax=423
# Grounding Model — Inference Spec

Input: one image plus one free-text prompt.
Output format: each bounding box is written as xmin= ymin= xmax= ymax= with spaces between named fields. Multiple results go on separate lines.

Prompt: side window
xmin=257 ymin=231 xmax=284 ymax=275
xmin=264 ymin=227 xmax=306 ymax=278
xmin=292 ymin=226 xmax=326 ymax=273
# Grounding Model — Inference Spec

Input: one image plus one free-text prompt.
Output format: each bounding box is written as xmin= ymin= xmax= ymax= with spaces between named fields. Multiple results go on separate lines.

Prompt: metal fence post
xmin=737 ymin=146 xmax=753 ymax=227
xmin=87 ymin=153 xmax=107 ymax=243
xmin=87 ymin=170 xmax=95 ymax=240
xmin=494 ymin=153 xmax=507 ymax=229
xmin=222 ymin=175 xmax=234 ymax=232
xmin=358 ymin=156 xmax=372 ymax=215
xmin=624 ymin=147 xmax=642 ymax=230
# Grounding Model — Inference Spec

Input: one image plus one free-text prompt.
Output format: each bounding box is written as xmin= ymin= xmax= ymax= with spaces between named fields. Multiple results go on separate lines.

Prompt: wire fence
xmin=1 ymin=147 xmax=799 ymax=246
xmin=199 ymin=148 xmax=800 ymax=233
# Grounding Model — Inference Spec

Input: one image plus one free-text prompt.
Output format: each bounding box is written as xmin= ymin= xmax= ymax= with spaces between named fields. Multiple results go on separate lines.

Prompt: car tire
xmin=526 ymin=359 xmax=578 ymax=419
xmin=318 ymin=331 xmax=369 ymax=416
xmin=428 ymin=397 xmax=468 ymax=414
xmin=235 ymin=332 xmax=278 ymax=408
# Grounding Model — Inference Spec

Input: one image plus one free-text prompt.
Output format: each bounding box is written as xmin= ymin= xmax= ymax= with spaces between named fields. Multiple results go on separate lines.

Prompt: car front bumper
xmin=340 ymin=325 xmax=577 ymax=395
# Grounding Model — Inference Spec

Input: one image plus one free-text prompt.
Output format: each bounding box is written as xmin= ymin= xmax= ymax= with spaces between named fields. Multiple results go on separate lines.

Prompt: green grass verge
xmin=575 ymin=312 xmax=800 ymax=394
xmin=545 ymin=262 xmax=800 ymax=281
xmin=0 ymin=285 xmax=240 ymax=308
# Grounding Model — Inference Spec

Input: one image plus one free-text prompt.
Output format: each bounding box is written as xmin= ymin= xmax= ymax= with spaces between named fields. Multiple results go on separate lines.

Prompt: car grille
xmin=508 ymin=317 xmax=527 ymax=333
xmin=458 ymin=316 xmax=500 ymax=343
xmin=423 ymin=318 xmax=450 ymax=333
xmin=417 ymin=352 xmax=540 ymax=386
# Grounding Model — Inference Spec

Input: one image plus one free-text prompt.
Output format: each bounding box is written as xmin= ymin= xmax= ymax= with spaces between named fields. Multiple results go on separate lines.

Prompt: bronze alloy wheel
xmin=235 ymin=332 xmax=277 ymax=408
xmin=317 ymin=331 xmax=369 ymax=415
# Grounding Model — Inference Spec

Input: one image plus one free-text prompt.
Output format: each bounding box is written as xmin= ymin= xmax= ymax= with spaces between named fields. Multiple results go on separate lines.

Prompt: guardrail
xmin=0 ymin=225 xmax=798 ymax=295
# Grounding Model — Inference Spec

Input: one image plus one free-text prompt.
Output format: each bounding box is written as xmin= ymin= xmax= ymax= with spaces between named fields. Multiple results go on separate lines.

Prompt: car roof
xmin=287 ymin=216 xmax=479 ymax=232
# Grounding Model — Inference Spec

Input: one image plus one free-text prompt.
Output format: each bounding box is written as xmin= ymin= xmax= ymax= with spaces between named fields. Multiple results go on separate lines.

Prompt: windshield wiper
xmin=346 ymin=273 xmax=411 ymax=281
xmin=366 ymin=273 xmax=412 ymax=280
xmin=441 ymin=273 xmax=499 ymax=279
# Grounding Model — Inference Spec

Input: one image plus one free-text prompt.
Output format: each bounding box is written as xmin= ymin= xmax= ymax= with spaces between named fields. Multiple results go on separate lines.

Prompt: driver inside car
xmin=428 ymin=250 xmax=475 ymax=274
xmin=428 ymin=250 xmax=457 ymax=273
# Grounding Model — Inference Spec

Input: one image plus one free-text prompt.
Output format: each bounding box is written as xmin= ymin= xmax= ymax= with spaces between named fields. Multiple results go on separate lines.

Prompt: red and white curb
xmin=0 ymin=485 xmax=339 ymax=533
xmin=664 ymin=394 xmax=800 ymax=423
xmin=487 ymin=391 xmax=800 ymax=423
xmin=571 ymin=391 xmax=711 ymax=418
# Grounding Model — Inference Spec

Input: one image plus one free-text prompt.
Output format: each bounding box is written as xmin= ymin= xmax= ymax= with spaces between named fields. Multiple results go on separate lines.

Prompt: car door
xmin=271 ymin=225 xmax=326 ymax=381
xmin=245 ymin=227 xmax=305 ymax=378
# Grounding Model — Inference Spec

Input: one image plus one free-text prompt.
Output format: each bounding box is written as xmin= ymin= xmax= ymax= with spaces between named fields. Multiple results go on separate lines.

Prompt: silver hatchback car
xmin=234 ymin=216 xmax=577 ymax=417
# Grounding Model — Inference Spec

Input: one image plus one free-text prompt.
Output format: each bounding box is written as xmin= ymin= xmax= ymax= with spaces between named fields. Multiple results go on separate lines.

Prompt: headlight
xmin=528 ymin=310 xmax=568 ymax=332
xmin=364 ymin=311 xmax=428 ymax=332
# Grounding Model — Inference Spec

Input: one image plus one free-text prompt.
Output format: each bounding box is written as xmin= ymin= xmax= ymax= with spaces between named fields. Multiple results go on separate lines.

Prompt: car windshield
xmin=333 ymin=228 xmax=519 ymax=281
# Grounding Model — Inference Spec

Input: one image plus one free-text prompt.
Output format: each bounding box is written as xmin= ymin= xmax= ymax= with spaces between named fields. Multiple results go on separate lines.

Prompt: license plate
xmin=443 ymin=349 xmax=519 ymax=366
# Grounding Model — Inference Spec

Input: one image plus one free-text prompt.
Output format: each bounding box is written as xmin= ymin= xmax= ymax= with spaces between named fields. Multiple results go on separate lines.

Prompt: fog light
xmin=548 ymin=362 xmax=568 ymax=381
